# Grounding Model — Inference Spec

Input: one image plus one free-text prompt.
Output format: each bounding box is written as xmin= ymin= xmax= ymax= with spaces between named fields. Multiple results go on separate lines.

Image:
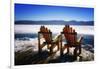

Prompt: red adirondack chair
xmin=60 ymin=25 xmax=83 ymax=57
xmin=38 ymin=26 xmax=61 ymax=54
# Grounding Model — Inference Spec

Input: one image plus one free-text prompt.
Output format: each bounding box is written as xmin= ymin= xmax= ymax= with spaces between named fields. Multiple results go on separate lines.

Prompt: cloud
xmin=15 ymin=25 xmax=94 ymax=35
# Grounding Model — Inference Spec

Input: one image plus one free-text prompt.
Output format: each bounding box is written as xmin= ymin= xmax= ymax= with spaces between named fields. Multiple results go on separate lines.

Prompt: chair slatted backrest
xmin=40 ymin=26 xmax=52 ymax=43
xmin=63 ymin=25 xmax=77 ymax=45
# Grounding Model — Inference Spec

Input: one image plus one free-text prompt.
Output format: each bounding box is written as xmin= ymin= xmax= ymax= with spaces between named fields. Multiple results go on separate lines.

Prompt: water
xmin=15 ymin=33 xmax=94 ymax=45
xmin=82 ymin=35 xmax=94 ymax=46
xmin=15 ymin=33 xmax=37 ymax=40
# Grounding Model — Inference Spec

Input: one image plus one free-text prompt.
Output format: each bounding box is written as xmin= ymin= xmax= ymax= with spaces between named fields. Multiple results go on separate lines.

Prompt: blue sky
xmin=15 ymin=4 xmax=94 ymax=21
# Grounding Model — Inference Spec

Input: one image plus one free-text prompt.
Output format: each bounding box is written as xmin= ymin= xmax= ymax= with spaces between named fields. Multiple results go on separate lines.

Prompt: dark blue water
xmin=15 ymin=33 xmax=37 ymax=39
xmin=15 ymin=33 xmax=94 ymax=46
xmin=82 ymin=35 xmax=94 ymax=46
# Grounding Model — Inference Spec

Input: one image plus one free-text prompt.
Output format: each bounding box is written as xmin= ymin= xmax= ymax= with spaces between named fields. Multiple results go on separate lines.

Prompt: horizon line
xmin=15 ymin=20 xmax=94 ymax=22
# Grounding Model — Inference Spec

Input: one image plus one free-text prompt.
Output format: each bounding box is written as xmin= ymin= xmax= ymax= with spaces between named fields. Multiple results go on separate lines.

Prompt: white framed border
xmin=10 ymin=0 xmax=95 ymax=69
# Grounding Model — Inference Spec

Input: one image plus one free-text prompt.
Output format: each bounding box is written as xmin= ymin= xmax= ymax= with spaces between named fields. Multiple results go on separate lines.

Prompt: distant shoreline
xmin=15 ymin=20 xmax=94 ymax=26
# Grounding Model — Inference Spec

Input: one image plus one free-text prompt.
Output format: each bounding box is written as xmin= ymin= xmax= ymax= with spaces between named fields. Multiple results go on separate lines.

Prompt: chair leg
xmin=64 ymin=44 xmax=69 ymax=54
xmin=58 ymin=43 xmax=59 ymax=51
xmin=60 ymin=47 xmax=63 ymax=56
xmin=67 ymin=46 xmax=69 ymax=54
xmin=47 ymin=44 xmax=49 ymax=49
xmin=74 ymin=47 xmax=78 ymax=56
xmin=74 ymin=45 xmax=81 ymax=57
xmin=50 ymin=44 xmax=53 ymax=55
xmin=78 ymin=45 xmax=81 ymax=56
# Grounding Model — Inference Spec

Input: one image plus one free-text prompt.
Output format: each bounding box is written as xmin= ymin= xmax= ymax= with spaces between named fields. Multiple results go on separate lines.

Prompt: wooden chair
xmin=60 ymin=25 xmax=83 ymax=57
xmin=38 ymin=26 xmax=61 ymax=54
